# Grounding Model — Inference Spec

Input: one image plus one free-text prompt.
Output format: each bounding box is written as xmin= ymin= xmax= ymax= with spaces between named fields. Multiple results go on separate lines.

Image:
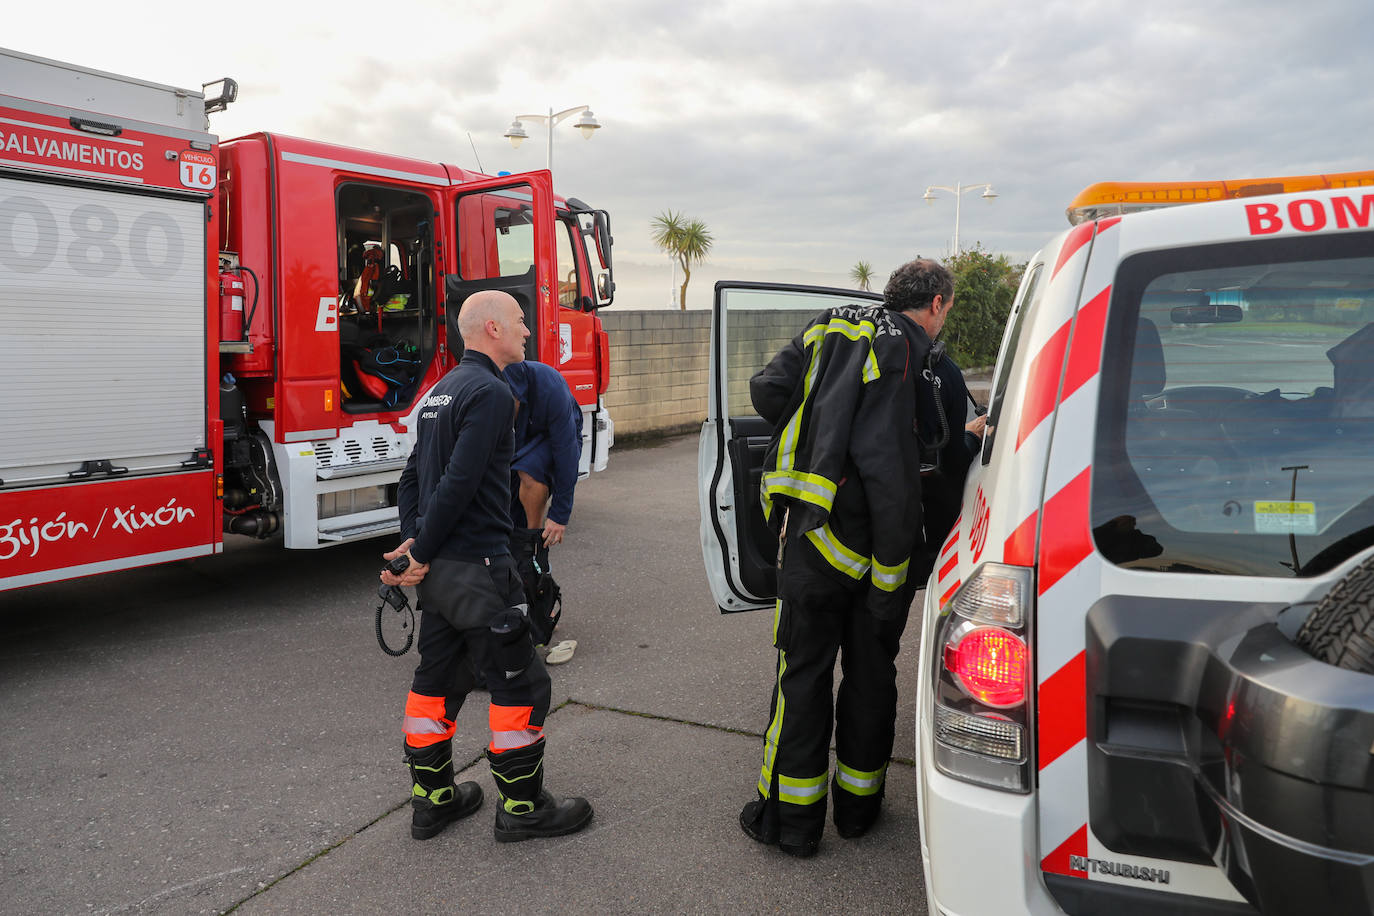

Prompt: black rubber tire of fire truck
xmin=1294 ymin=553 xmax=1374 ymax=674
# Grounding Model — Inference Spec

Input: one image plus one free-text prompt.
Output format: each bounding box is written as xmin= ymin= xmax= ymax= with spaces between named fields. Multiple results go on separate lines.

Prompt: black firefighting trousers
xmin=752 ymin=538 xmax=910 ymax=836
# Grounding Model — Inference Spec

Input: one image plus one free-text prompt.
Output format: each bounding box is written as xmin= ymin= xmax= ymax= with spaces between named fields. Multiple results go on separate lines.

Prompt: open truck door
xmin=698 ymin=281 xmax=884 ymax=613
xmin=444 ymin=171 xmax=556 ymax=365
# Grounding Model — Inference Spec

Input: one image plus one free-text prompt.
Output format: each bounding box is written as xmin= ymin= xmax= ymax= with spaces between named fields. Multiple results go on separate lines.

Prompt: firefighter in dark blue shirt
xmin=381 ymin=290 xmax=593 ymax=843
xmin=503 ymin=359 xmax=583 ymax=655
xmin=504 ymin=359 xmax=583 ymax=547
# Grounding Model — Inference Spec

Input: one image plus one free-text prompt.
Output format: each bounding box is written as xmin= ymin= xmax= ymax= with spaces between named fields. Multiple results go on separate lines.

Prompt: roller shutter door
xmin=0 ymin=175 xmax=206 ymax=486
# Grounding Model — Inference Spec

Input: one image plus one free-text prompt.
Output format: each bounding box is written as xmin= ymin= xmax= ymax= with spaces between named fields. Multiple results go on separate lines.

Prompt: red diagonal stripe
xmin=1061 ymin=285 xmax=1111 ymax=402
xmin=1051 ymin=221 xmax=1095 ymax=281
xmin=1038 ymin=468 xmax=1093 ymax=595
xmin=1015 ymin=320 xmax=1071 ymax=450
xmin=939 ymin=515 xmax=962 ymax=559
xmin=1041 ymin=823 xmax=1089 ymax=877
xmin=1004 ymin=511 xmax=1037 ymax=567
xmin=938 ymin=553 xmax=959 ymax=582
xmin=1037 ymin=650 xmax=1086 ymax=769
xmin=939 ymin=579 xmax=961 ymax=608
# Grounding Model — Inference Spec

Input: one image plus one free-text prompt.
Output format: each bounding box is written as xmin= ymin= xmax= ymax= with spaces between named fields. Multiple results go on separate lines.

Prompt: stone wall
xmin=600 ymin=310 xmax=805 ymax=438
xmin=599 ymin=309 xmax=992 ymax=439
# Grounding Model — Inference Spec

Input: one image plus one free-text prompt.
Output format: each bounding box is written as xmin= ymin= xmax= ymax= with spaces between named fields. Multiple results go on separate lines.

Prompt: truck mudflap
xmin=1083 ymin=596 xmax=1374 ymax=916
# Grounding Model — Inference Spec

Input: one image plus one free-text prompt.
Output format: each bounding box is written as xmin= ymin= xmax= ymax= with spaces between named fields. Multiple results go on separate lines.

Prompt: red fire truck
xmin=0 ymin=48 xmax=615 ymax=591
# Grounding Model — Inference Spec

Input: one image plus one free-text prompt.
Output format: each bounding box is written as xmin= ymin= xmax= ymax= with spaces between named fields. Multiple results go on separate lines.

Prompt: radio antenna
xmin=467 ymin=132 xmax=485 ymax=173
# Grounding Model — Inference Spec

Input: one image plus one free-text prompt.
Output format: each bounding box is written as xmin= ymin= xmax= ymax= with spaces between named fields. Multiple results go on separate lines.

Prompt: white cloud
xmin=5 ymin=0 xmax=1372 ymax=309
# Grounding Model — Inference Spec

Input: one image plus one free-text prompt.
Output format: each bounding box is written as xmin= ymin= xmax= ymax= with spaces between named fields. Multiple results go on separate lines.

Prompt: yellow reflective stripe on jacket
xmin=776 ymin=329 xmax=827 ymax=476
xmin=835 ymin=760 xmax=887 ymax=797
xmin=763 ymin=308 xmax=881 ymax=522
xmin=804 ymin=522 xmax=869 ymax=580
xmin=777 ymin=314 xmax=877 ymax=482
xmin=813 ymin=317 xmax=881 ymax=383
xmin=776 ymin=772 xmax=829 ymax=805
xmin=871 ymin=556 xmax=909 ymax=592
xmin=762 ymin=470 xmax=837 ymax=513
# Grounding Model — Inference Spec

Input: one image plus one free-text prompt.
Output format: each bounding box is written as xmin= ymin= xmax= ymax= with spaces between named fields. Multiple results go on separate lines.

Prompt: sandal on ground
xmin=545 ymin=639 xmax=577 ymax=665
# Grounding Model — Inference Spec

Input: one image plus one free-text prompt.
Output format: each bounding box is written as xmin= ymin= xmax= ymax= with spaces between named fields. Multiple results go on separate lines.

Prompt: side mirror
xmin=587 ymin=211 xmax=614 ymax=306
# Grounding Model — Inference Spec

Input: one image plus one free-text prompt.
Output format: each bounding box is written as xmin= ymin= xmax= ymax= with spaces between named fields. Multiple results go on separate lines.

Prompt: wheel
xmin=1294 ymin=554 xmax=1374 ymax=673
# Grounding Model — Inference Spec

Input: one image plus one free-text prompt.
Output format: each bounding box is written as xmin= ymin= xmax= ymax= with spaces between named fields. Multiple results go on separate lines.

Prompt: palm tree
xmin=850 ymin=260 xmax=874 ymax=292
xmin=651 ymin=210 xmax=715 ymax=310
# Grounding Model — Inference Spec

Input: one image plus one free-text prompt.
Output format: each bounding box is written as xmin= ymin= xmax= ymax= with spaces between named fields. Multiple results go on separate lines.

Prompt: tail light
xmin=929 ymin=562 xmax=1034 ymax=792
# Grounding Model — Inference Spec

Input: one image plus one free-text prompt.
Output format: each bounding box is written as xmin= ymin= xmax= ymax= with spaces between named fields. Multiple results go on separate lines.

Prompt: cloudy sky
xmin=7 ymin=0 xmax=1372 ymax=308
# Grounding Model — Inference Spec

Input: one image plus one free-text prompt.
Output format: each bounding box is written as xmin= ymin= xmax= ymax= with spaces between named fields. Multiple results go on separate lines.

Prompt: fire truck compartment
xmin=0 ymin=175 xmax=208 ymax=489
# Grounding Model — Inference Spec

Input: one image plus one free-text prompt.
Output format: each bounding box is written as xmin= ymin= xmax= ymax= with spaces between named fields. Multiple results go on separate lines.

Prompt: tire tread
xmin=1295 ymin=556 xmax=1374 ymax=674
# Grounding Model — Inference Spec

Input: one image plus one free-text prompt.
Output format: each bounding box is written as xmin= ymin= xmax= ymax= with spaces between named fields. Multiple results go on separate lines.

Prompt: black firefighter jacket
xmin=751 ymin=304 xmax=932 ymax=619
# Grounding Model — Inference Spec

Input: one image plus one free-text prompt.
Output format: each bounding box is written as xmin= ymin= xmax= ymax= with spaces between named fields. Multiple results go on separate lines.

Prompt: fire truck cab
xmin=216 ymin=133 xmax=614 ymax=548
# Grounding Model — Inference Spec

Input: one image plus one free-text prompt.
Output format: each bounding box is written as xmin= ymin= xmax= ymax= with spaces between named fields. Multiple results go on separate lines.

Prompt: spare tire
xmin=1294 ymin=553 xmax=1374 ymax=673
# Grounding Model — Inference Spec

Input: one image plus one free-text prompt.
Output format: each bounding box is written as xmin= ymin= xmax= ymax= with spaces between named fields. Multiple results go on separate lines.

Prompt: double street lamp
xmin=923 ymin=181 xmax=998 ymax=253
xmin=503 ymin=105 xmax=601 ymax=172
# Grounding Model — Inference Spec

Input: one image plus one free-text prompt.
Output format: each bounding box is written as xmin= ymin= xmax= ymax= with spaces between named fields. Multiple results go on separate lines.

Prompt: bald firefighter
xmin=381 ymin=290 xmax=592 ymax=842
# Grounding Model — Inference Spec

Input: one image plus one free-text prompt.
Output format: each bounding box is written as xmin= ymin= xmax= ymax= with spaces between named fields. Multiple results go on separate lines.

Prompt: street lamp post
xmin=923 ymin=181 xmax=998 ymax=253
xmin=503 ymin=105 xmax=601 ymax=172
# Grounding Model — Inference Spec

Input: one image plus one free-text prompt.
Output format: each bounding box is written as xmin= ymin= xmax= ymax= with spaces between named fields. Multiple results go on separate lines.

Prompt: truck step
xmin=317 ymin=518 xmax=401 ymax=542
xmin=316 ymin=457 xmax=408 ymax=479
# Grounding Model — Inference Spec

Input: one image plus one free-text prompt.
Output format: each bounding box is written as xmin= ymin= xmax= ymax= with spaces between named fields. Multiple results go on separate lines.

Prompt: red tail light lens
xmin=943 ymin=626 xmax=1028 ymax=708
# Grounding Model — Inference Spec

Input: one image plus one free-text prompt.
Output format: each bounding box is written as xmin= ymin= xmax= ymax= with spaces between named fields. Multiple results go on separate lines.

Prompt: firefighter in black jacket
xmin=380 ymin=290 xmax=592 ymax=843
xmin=740 ymin=258 xmax=969 ymax=857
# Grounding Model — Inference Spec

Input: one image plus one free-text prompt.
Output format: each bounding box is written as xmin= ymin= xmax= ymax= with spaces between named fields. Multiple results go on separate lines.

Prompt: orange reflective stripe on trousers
xmin=402 ymin=691 xmax=454 ymax=748
xmin=489 ymin=703 xmax=542 ymax=752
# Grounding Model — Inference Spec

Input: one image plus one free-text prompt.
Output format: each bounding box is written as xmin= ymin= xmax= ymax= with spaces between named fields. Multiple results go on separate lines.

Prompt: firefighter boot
xmin=832 ymin=772 xmax=884 ymax=839
xmin=740 ymin=793 xmax=821 ymax=858
xmin=486 ymin=739 xmax=593 ymax=842
xmin=406 ymin=742 xmax=484 ymax=840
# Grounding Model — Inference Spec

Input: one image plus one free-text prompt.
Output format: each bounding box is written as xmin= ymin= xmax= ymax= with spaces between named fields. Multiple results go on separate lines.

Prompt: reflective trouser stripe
xmin=776 ymin=772 xmax=828 ymax=805
xmin=871 ymin=556 xmax=909 ymax=592
xmin=804 ymin=522 xmax=869 ymax=580
xmin=489 ymin=704 xmax=542 ymax=752
xmin=759 ymin=602 xmax=786 ymax=799
xmin=835 ymin=760 xmax=887 ymax=797
xmin=402 ymin=691 xmax=454 ymax=748
xmin=491 ymin=727 xmax=542 ymax=750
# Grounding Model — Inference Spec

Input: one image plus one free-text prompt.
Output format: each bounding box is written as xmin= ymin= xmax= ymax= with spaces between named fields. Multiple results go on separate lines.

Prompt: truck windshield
xmin=1092 ymin=233 xmax=1374 ymax=577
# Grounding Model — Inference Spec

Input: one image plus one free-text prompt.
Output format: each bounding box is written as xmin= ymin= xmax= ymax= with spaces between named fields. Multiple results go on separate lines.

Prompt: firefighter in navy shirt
xmin=503 ymin=359 xmax=583 ymax=654
xmin=380 ymin=290 xmax=593 ymax=843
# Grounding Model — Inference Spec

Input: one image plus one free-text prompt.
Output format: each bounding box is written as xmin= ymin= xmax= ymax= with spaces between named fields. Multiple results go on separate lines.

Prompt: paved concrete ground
xmin=0 ymin=434 xmax=927 ymax=915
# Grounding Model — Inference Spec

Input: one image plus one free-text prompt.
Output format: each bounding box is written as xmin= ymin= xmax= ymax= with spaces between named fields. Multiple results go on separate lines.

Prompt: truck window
xmin=1092 ymin=233 xmax=1374 ymax=577
xmin=493 ymin=206 xmax=534 ymax=276
xmin=982 ymin=263 xmax=1044 ymax=464
xmin=556 ymin=218 xmax=580 ymax=308
xmin=336 ymin=182 xmax=435 ymax=412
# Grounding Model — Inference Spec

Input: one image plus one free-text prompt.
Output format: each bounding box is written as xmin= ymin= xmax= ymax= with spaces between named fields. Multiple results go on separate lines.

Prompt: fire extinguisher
xmin=219 ymin=268 xmax=245 ymax=342
xmin=217 ymin=258 xmax=259 ymax=345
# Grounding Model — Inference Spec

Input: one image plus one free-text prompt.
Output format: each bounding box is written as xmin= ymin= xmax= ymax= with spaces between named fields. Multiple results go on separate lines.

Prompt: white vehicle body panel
xmin=917 ymin=184 xmax=1374 ymax=914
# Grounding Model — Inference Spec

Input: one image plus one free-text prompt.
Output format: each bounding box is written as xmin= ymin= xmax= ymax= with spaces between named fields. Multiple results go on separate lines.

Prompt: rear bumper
xmin=917 ymin=697 xmax=1065 ymax=916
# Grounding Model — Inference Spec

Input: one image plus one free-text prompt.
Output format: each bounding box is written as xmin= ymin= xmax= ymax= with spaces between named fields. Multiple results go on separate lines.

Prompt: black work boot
xmin=740 ymin=793 xmax=821 ymax=858
xmin=406 ymin=742 xmax=483 ymax=840
xmin=832 ymin=771 xmax=885 ymax=839
xmin=486 ymin=739 xmax=593 ymax=842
